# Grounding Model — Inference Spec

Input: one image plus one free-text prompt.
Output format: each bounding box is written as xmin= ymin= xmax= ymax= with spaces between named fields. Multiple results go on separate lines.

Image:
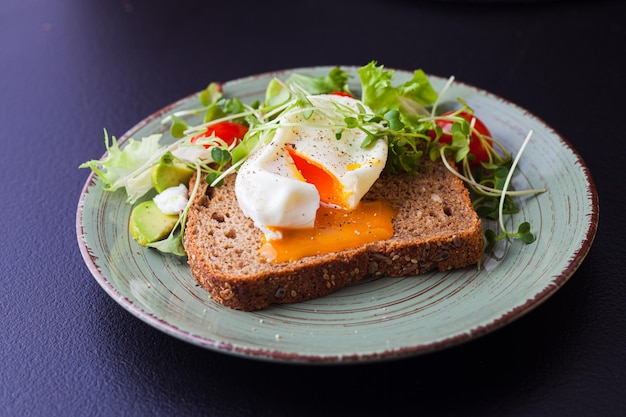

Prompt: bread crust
xmin=184 ymin=160 xmax=483 ymax=311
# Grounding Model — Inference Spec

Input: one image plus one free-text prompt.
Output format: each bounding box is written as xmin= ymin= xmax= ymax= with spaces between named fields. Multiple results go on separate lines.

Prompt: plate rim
xmin=76 ymin=65 xmax=600 ymax=364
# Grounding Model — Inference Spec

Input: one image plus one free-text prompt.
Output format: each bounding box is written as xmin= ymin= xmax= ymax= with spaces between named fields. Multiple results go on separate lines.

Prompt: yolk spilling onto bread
xmin=260 ymin=201 xmax=396 ymax=263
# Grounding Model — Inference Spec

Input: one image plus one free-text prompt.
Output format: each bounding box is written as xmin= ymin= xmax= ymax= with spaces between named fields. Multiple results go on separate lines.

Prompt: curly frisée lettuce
xmin=80 ymin=61 xmax=545 ymax=259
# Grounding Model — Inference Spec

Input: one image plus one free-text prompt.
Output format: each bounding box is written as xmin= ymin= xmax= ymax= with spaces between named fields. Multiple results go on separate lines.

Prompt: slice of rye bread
xmin=183 ymin=158 xmax=483 ymax=311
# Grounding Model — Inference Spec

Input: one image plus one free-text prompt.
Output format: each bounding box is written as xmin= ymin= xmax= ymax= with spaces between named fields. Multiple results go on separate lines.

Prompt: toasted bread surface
xmin=183 ymin=159 xmax=483 ymax=311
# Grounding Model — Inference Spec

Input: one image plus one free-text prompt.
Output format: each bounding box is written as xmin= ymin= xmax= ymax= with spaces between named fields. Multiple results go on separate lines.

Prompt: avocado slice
xmin=129 ymin=200 xmax=179 ymax=246
xmin=150 ymin=159 xmax=194 ymax=193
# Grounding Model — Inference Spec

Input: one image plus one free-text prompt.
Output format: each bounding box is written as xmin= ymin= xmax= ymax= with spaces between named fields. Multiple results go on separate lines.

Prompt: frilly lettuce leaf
xmin=286 ymin=66 xmax=351 ymax=95
xmin=79 ymin=130 xmax=165 ymax=203
xmin=358 ymin=61 xmax=438 ymax=127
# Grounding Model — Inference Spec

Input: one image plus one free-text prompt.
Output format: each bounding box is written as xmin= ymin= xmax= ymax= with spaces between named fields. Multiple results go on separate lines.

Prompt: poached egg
xmin=235 ymin=93 xmax=395 ymax=262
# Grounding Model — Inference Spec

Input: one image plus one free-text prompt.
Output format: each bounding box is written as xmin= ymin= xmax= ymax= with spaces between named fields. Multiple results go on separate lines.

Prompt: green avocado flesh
xmin=150 ymin=161 xmax=194 ymax=193
xmin=129 ymin=200 xmax=178 ymax=246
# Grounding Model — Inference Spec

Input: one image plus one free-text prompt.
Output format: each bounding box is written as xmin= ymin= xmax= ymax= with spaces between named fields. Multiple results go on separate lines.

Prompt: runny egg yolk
xmin=286 ymin=145 xmax=350 ymax=208
xmin=259 ymin=146 xmax=396 ymax=263
xmin=259 ymin=201 xmax=396 ymax=263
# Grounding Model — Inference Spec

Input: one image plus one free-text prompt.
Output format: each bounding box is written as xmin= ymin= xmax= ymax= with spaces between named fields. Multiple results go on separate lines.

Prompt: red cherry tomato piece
xmin=432 ymin=111 xmax=492 ymax=165
xmin=329 ymin=91 xmax=353 ymax=97
xmin=191 ymin=122 xmax=248 ymax=148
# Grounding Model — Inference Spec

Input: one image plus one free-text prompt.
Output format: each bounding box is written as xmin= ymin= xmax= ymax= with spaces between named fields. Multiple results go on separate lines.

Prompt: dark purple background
xmin=2 ymin=0 xmax=624 ymax=416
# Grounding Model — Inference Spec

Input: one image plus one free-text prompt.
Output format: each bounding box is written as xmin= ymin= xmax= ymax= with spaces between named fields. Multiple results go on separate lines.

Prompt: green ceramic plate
xmin=76 ymin=67 xmax=599 ymax=364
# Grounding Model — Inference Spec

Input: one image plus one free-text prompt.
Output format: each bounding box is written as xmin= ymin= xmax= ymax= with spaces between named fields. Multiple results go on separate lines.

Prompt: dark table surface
xmin=2 ymin=0 xmax=625 ymax=416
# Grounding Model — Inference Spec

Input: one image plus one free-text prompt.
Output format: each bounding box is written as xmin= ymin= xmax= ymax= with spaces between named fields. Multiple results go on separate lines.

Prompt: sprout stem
xmin=439 ymin=147 xmax=546 ymax=197
xmin=498 ymin=129 xmax=534 ymax=234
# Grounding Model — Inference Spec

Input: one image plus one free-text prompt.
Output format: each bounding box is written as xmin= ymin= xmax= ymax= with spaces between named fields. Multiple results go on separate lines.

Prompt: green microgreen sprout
xmin=204 ymin=145 xmax=232 ymax=187
xmin=169 ymin=115 xmax=189 ymax=138
xmin=491 ymin=130 xmax=538 ymax=243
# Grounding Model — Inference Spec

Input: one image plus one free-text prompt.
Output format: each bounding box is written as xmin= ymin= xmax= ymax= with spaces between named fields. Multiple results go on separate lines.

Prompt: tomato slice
xmin=190 ymin=122 xmax=248 ymax=148
xmin=432 ymin=111 xmax=492 ymax=165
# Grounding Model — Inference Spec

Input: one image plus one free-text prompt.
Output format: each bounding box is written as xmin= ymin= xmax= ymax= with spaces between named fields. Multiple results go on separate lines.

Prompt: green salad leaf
xmin=79 ymin=130 xmax=165 ymax=203
xmin=358 ymin=61 xmax=438 ymax=127
xmin=286 ymin=66 xmax=351 ymax=95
